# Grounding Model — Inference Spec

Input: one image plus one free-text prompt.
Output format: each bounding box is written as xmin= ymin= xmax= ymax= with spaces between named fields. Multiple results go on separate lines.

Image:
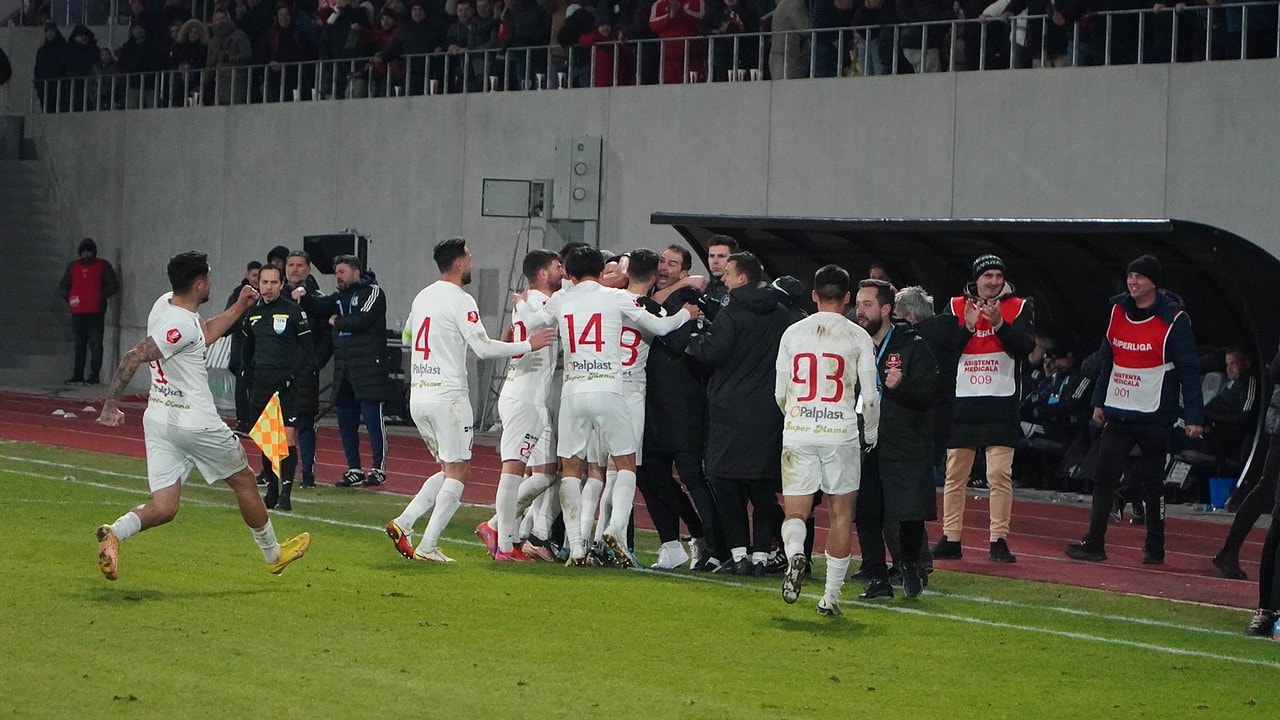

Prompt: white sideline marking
xmin=5 ymin=455 xmax=1274 ymax=669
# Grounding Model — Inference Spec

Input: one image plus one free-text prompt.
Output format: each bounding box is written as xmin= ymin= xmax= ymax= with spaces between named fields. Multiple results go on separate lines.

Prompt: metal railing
xmin=29 ymin=2 xmax=1280 ymax=115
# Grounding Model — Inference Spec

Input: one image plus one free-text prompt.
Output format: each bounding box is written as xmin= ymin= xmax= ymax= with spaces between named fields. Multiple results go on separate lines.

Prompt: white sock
xmin=825 ymin=553 xmax=850 ymax=600
xmin=558 ymin=477 xmax=583 ymax=547
xmin=111 ymin=511 xmax=142 ymax=542
xmin=595 ymin=474 xmax=614 ymax=544
xmin=517 ymin=473 xmax=555 ymax=515
xmin=251 ymin=519 xmax=281 ymax=564
xmin=781 ymin=518 xmax=807 ymax=560
xmin=416 ymin=478 xmax=464 ymax=553
xmin=731 ymin=546 xmax=748 ymax=562
xmin=533 ymin=485 xmax=559 ymax=539
xmin=395 ymin=471 xmax=445 ymax=531
xmin=495 ymin=473 xmax=522 ymax=553
xmin=752 ymin=550 xmax=769 ymax=565
xmin=580 ymin=477 xmax=604 ymax=544
xmin=606 ymin=469 xmax=636 ymax=537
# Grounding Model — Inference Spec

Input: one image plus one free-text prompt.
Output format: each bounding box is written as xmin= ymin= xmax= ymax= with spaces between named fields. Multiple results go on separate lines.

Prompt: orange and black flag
xmin=249 ymin=392 xmax=288 ymax=466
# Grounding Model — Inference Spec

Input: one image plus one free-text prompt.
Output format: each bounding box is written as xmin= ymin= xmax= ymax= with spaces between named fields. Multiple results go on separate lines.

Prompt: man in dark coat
xmin=285 ymin=250 xmax=327 ymax=488
xmin=852 ymin=280 xmax=938 ymax=599
xmin=686 ymin=251 xmax=795 ymax=575
xmin=34 ymin=22 xmax=66 ymax=112
xmin=644 ymin=245 xmax=724 ymax=570
xmin=226 ymin=261 xmax=262 ymax=432
xmin=934 ymin=254 xmax=1035 ymax=564
xmin=323 ymin=255 xmax=390 ymax=488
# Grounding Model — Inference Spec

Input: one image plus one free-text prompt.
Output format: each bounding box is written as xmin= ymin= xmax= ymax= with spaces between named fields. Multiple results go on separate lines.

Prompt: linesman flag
xmin=249 ymin=392 xmax=289 ymax=466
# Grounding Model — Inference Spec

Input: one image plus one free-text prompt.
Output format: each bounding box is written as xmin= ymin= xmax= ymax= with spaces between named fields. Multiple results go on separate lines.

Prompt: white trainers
xmin=412 ymin=546 xmax=456 ymax=563
xmin=565 ymin=539 xmax=587 ymax=567
xmin=782 ymin=554 xmax=806 ymax=604
xmin=653 ymin=541 xmax=690 ymax=570
xmin=817 ymin=594 xmax=842 ymax=616
xmin=688 ymin=537 xmax=708 ymax=570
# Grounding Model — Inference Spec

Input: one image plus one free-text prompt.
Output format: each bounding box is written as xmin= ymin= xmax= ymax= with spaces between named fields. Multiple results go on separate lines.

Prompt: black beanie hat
xmin=1127 ymin=254 xmax=1162 ymax=286
xmin=78 ymin=237 xmax=97 ymax=255
xmin=972 ymin=254 xmax=1005 ymax=280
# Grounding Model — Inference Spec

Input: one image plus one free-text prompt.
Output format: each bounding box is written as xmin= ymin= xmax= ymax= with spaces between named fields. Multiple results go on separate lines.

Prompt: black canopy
xmin=650 ymin=214 xmax=1276 ymax=362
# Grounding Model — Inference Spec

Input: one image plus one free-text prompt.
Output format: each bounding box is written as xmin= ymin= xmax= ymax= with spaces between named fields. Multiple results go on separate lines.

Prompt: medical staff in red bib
xmin=933 ymin=254 xmax=1036 ymax=564
xmin=1065 ymin=254 xmax=1204 ymax=565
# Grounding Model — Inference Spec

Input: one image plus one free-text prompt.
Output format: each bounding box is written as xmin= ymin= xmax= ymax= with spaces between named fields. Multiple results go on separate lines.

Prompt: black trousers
xmin=641 ymin=449 xmax=719 ymax=551
xmin=1085 ymin=421 xmax=1169 ymax=552
xmin=1222 ymin=433 xmax=1279 ymax=558
xmin=1260 ymin=501 xmax=1280 ymax=610
xmin=856 ymin=451 xmax=924 ymax=580
xmin=714 ymin=475 xmax=777 ymax=555
xmin=232 ymin=366 xmax=254 ymax=430
xmin=70 ymin=312 xmax=105 ymax=379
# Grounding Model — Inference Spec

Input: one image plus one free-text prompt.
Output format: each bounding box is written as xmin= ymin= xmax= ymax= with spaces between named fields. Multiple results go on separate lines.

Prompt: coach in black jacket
xmin=323 ymin=255 xmax=390 ymax=488
xmin=687 ymin=252 xmax=794 ymax=575
xmin=852 ymin=282 xmax=939 ymax=599
xmin=285 ymin=250 xmax=328 ymax=488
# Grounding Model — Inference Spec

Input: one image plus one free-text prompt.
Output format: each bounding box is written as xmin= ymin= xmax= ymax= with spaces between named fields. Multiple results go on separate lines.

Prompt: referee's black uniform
xmin=243 ymin=294 xmax=314 ymax=510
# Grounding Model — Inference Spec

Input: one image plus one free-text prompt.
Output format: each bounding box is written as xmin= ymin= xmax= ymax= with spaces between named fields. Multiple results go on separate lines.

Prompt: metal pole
xmin=1137 ymin=10 xmax=1146 ymax=64
xmin=809 ymin=28 xmax=816 ymax=78
xmin=1040 ymin=14 xmax=1047 ymax=66
xmin=1072 ymin=20 xmax=1080 ymax=65
xmin=1240 ymin=5 xmax=1248 ymax=59
xmin=979 ymin=20 xmax=987 ymax=70
xmin=949 ymin=20 xmax=957 ymax=72
xmin=1204 ymin=5 xmax=1213 ymax=61
xmin=733 ymin=35 xmax=740 ymax=77
xmin=1171 ymin=7 xmax=1179 ymax=62
xmin=837 ymin=29 xmax=845 ymax=75
xmin=892 ymin=25 xmax=900 ymax=74
xmin=613 ymin=41 xmax=620 ymax=86
xmin=1105 ymin=13 xmax=1112 ymax=65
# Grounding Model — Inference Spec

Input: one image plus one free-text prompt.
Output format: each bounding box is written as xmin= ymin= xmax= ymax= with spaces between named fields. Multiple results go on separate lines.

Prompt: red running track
xmin=0 ymin=390 xmax=1264 ymax=609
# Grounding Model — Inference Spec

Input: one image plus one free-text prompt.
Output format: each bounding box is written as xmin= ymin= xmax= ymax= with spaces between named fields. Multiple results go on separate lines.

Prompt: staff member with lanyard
xmin=851 ymin=279 xmax=939 ymax=598
xmin=1065 ymin=255 xmax=1203 ymax=565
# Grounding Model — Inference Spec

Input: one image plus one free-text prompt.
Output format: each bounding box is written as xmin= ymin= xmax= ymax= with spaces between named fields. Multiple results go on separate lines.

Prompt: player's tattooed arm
xmin=98 ymin=336 xmax=164 ymax=427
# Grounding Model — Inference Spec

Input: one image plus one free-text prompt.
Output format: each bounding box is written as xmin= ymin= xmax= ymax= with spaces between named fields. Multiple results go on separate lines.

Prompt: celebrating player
xmin=776 ymin=265 xmax=880 ymax=616
xmin=94 ymin=251 xmax=311 ymax=581
xmin=386 ymin=238 xmax=554 ymax=563
xmin=518 ymin=246 xmax=698 ymax=566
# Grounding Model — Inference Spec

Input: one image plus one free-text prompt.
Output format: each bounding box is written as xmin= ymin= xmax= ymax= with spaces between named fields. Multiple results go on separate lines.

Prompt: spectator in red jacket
xmin=257 ymin=4 xmax=318 ymax=101
xmin=579 ymin=12 xmax=635 ymax=86
xmin=649 ymin=0 xmax=705 ymax=83
xmin=363 ymin=8 xmax=405 ymax=94
xmin=58 ymin=238 xmax=120 ymax=385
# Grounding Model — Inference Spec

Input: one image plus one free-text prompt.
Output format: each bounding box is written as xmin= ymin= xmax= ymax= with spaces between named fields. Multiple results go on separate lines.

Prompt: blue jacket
xmin=1091 ymin=290 xmax=1204 ymax=426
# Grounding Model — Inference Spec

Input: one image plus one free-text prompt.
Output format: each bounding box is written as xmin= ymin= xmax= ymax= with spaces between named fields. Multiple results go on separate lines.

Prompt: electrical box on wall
xmin=552 ymin=136 xmax=602 ymax=221
xmin=482 ymin=178 xmax=552 ymax=218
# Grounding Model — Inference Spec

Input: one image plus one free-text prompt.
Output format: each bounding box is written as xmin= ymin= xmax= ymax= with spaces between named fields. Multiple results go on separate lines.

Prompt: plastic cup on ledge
xmin=750 ymin=68 xmax=761 ymax=81
xmin=489 ymin=75 xmax=500 ymax=92
xmin=734 ymin=69 xmax=746 ymax=81
xmin=429 ymin=79 xmax=440 ymax=95
xmin=557 ymin=72 xmax=567 ymax=88
xmin=394 ymin=86 xmax=402 ymax=96
xmin=535 ymin=73 xmax=545 ymax=89
xmin=688 ymin=71 xmax=698 ymax=83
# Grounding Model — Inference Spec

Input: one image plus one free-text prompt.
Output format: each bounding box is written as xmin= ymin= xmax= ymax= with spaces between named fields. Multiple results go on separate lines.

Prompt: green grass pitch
xmin=0 ymin=439 xmax=1274 ymax=718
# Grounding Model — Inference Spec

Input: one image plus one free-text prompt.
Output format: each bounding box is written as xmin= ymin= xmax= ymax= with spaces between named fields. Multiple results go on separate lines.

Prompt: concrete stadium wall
xmin=27 ymin=57 xmax=1280 ymax=377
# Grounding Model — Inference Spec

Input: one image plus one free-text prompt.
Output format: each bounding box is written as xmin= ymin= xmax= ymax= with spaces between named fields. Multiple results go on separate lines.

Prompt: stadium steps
xmin=0 ymin=155 xmax=77 ymax=384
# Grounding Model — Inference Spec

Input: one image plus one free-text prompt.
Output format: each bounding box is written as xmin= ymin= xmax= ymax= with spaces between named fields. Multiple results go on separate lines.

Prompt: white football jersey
xmin=619 ymin=290 xmax=660 ymax=389
xmin=145 ymin=293 xmax=222 ymax=430
xmin=775 ymin=311 xmax=880 ymax=447
xmin=501 ymin=288 xmax=559 ymax=406
xmin=520 ymin=280 xmax=688 ymax=397
xmin=403 ymin=280 xmax=531 ymax=404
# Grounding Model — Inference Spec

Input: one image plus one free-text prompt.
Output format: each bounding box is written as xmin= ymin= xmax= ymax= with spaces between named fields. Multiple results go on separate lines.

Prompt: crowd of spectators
xmin=26 ymin=0 xmax=1280 ymax=110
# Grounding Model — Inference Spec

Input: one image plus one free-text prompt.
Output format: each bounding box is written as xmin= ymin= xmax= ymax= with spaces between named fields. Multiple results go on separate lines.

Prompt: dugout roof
xmin=650 ymin=214 xmax=1276 ymax=363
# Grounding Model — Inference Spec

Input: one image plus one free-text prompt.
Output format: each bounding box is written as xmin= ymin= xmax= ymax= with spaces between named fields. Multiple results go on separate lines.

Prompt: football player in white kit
xmin=775 ymin=265 xmax=881 ymax=616
xmin=474 ymin=248 xmax=566 ymax=561
xmin=517 ymin=246 xmax=699 ymax=566
xmin=386 ymin=238 xmax=554 ymax=563
xmin=94 ymin=252 xmax=311 ymax=581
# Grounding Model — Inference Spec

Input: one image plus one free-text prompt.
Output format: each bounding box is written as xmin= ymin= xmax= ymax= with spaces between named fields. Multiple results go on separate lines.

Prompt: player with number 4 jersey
xmin=387 ymin=238 xmax=554 ymax=564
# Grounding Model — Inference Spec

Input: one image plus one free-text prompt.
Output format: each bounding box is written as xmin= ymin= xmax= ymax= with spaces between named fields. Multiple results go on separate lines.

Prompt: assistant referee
xmin=242 ymin=264 xmax=314 ymax=511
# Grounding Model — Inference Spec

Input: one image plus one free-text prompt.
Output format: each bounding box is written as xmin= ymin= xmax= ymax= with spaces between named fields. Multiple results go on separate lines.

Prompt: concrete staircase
xmin=0 ymin=136 xmax=78 ymax=386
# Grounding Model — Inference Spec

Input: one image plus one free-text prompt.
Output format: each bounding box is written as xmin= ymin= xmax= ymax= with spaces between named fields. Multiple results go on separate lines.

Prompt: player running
xmin=386 ymin=238 xmax=554 ymax=563
xmin=775 ymin=265 xmax=880 ymax=615
xmin=94 ymin=251 xmax=311 ymax=581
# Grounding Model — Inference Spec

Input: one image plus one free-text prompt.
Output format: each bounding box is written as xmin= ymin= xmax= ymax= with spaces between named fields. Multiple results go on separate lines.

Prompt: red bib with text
xmin=1104 ymin=303 xmax=1176 ymax=413
xmin=951 ymin=295 xmax=1026 ymax=399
